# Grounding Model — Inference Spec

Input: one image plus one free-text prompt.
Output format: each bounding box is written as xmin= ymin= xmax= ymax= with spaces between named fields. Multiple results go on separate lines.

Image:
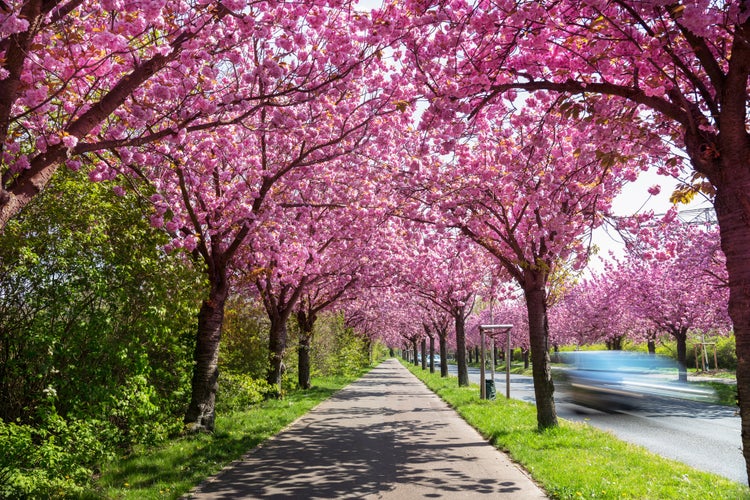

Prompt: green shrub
xmin=216 ymin=373 xmax=273 ymax=413
xmin=0 ymin=401 xmax=114 ymax=499
xmin=103 ymin=374 xmax=182 ymax=448
xmin=715 ymin=334 xmax=737 ymax=371
xmin=335 ymin=336 xmax=370 ymax=378
xmin=220 ymin=298 xmax=269 ymax=379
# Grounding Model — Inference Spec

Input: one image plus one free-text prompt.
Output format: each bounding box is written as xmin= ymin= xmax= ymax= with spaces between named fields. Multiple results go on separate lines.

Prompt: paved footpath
xmin=187 ymin=358 xmax=547 ymax=499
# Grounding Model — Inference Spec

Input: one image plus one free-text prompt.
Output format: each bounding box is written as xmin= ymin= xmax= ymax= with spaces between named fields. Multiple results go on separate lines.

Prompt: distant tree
xmin=614 ymin=217 xmax=730 ymax=381
xmin=398 ymin=231 xmax=487 ymax=386
xmin=552 ymin=274 xmax=636 ymax=350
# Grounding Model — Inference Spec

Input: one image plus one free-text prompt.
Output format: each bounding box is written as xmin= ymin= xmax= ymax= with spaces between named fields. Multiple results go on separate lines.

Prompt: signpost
xmin=479 ymin=324 xmax=513 ymax=399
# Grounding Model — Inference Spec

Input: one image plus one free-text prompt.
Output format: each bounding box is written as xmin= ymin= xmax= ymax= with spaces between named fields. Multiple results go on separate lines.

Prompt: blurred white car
xmin=556 ymin=351 xmax=715 ymax=411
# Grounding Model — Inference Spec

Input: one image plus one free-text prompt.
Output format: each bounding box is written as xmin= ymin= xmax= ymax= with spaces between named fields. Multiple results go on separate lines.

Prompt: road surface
xmin=446 ymin=364 xmax=745 ymax=484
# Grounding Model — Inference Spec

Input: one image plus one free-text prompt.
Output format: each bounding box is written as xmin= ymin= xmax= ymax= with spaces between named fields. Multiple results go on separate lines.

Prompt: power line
xmin=675 ymin=207 xmax=717 ymax=226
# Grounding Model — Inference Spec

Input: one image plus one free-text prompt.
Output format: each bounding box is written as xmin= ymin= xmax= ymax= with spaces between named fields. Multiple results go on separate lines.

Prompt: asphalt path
xmin=188 ymin=359 xmax=547 ymax=499
xmin=447 ymin=364 xmax=746 ymax=484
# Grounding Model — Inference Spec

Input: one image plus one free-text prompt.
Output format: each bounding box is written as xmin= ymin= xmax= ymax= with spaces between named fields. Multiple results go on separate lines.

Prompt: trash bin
xmin=484 ymin=379 xmax=496 ymax=400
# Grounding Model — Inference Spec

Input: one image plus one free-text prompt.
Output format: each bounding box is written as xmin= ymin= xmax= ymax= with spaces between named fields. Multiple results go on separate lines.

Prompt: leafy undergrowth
xmin=86 ymin=374 xmax=361 ymax=500
xmin=404 ymin=361 xmax=749 ymax=500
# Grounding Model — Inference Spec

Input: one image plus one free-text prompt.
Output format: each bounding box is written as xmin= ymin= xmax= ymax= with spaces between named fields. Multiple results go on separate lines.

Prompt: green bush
xmin=715 ymin=334 xmax=737 ymax=371
xmin=216 ymin=373 xmax=273 ymax=413
xmin=335 ymin=332 xmax=370 ymax=378
xmin=103 ymin=374 xmax=183 ymax=448
xmin=220 ymin=298 xmax=270 ymax=379
xmin=0 ymin=400 xmax=114 ymax=499
xmin=0 ymin=170 xmax=202 ymax=497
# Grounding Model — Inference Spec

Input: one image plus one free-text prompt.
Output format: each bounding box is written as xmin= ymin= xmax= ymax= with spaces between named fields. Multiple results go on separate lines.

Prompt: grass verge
xmin=697 ymin=380 xmax=738 ymax=406
xmin=86 ymin=374 xmax=362 ymax=499
xmin=403 ymin=360 xmax=749 ymax=500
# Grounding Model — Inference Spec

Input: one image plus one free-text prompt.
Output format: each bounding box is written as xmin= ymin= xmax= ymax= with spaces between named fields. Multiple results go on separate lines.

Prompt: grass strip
xmin=87 ymin=374 xmax=361 ymax=499
xmin=697 ymin=380 xmax=738 ymax=406
xmin=403 ymin=360 xmax=749 ymax=500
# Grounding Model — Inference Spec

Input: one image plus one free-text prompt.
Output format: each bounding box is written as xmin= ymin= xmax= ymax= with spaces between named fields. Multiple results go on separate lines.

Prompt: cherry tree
xmin=294 ymin=230 xmax=407 ymax=387
xmin=237 ymin=219 xmax=311 ymax=392
xmin=175 ymin=109 xmax=402 ymax=427
xmin=293 ymin=265 xmax=362 ymax=389
xmin=551 ymin=272 xmax=639 ymax=350
xmin=1 ymin=1 xmax=412 ymax=431
xmin=276 ymin=171 xmax=396 ymax=389
xmin=1 ymin=1 xmax=352 ymax=226
xmin=393 ymin=227 xmax=489 ymax=386
xmin=344 ymin=287 xmax=426 ymax=357
xmin=420 ymin=303 xmax=453 ymax=376
xmin=390 ymin=0 xmax=750 ymax=475
xmin=407 ymin=99 xmax=649 ymax=428
xmin=611 ymin=217 xmax=730 ymax=381
xmin=134 ymin=9 xmax=409 ymax=430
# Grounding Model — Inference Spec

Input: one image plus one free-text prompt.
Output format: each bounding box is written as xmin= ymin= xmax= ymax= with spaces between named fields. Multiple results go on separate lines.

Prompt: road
xmin=443 ymin=365 xmax=746 ymax=485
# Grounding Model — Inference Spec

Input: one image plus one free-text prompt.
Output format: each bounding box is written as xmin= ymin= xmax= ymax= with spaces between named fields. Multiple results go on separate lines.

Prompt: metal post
xmin=506 ymin=328 xmax=511 ymax=399
xmin=490 ymin=338 xmax=495 ymax=381
xmin=489 ymin=299 xmax=493 ymax=396
xmin=480 ymin=327 xmax=486 ymax=399
xmin=479 ymin=325 xmax=512 ymax=400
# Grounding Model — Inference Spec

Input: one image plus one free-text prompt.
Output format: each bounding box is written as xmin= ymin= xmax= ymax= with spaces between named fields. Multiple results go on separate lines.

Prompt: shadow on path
xmin=188 ymin=360 xmax=547 ymax=499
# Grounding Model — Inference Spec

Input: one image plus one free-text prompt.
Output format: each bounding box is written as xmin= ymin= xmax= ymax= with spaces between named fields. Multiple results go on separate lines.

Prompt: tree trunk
xmin=412 ymin=338 xmax=419 ymax=366
xmin=439 ymin=332 xmax=448 ymax=377
xmin=267 ymin=314 xmax=288 ymax=392
xmin=455 ymin=308 xmax=469 ymax=386
xmin=298 ymin=334 xmax=312 ymax=390
xmin=364 ymin=337 xmax=372 ymax=364
xmin=421 ymin=338 xmax=427 ymax=370
xmin=295 ymin=310 xmax=316 ymax=390
xmin=673 ymin=326 xmax=689 ymax=383
xmin=709 ymin=155 xmax=750 ymax=482
xmin=647 ymin=336 xmax=656 ymax=354
xmin=522 ymin=348 xmax=529 ymax=370
xmin=184 ymin=273 xmax=229 ymax=432
xmin=429 ymin=335 xmax=435 ymax=373
xmin=605 ymin=336 xmax=623 ymax=350
xmin=523 ymin=270 xmax=557 ymax=430
xmin=681 ymin=56 xmax=750 ymax=478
